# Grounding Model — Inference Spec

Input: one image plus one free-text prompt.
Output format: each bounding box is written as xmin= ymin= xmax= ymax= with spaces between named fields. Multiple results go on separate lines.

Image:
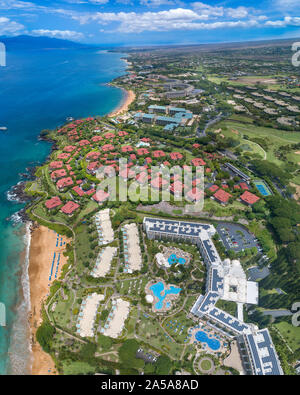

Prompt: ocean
xmin=0 ymin=46 xmax=127 ymax=374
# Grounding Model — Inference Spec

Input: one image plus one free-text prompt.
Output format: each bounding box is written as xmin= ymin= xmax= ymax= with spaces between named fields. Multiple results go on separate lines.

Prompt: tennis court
xmin=254 ymin=180 xmax=272 ymax=196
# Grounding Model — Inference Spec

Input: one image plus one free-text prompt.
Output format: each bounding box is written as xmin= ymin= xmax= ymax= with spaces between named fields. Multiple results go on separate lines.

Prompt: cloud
xmin=0 ymin=0 xmax=41 ymax=10
xmin=265 ymin=16 xmax=300 ymax=27
xmin=73 ymin=8 xmax=263 ymax=33
xmin=140 ymin=0 xmax=177 ymax=7
xmin=0 ymin=16 xmax=24 ymax=34
xmin=227 ymin=7 xmax=249 ymax=19
xmin=31 ymin=29 xmax=84 ymax=40
xmin=192 ymin=2 xmax=250 ymax=19
xmin=274 ymin=0 xmax=299 ymax=9
xmin=86 ymin=0 xmax=109 ymax=3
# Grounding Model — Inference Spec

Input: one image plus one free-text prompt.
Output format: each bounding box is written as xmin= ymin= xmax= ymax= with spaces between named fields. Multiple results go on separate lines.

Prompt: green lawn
xmin=204 ymin=198 xmax=246 ymax=217
xmin=200 ymin=358 xmax=213 ymax=371
xmin=274 ymin=322 xmax=300 ymax=352
xmin=62 ymin=361 xmax=96 ymax=375
xmin=136 ymin=312 xmax=185 ymax=360
xmin=162 ymin=310 xmax=195 ymax=344
xmin=212 ymin=120 xmax=300 ymax=184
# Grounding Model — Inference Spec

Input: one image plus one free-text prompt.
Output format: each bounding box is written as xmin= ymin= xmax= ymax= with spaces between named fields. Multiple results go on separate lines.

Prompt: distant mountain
xmin=0 ymin=35 xmax=87 ymax=50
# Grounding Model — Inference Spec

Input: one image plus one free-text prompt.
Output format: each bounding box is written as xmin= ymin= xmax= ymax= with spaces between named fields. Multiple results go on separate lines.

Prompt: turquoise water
xmin=195 ymin=331 xmax=221 ymax=351
xmin=168 ymin=254 xmax=186 ymax=266
xmin=0 ymin=47 xmax=126 ymax=374
xmin=150 ymin=281 xmax=181 ymax=310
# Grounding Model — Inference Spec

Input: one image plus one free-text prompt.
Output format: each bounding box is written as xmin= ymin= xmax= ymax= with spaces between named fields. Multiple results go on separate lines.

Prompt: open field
xmin=210 ymin=120 xmax=300 ymax=184
xmin=207 ymin=74 xmax=300 ymax=93
xmin=274 ymin=322 xmax=300 ymax=352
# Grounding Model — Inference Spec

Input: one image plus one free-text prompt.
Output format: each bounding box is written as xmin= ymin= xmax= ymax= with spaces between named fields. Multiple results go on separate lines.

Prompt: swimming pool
xmin=168 ymin=254 xmax=186 ymax=266
xmin=195 ymin=331 xmax=221 ymax=351
xmin=254 ymin=181 xmax=272 ymax=196
xmin=150 ymin=281 xmax=181 ymax=310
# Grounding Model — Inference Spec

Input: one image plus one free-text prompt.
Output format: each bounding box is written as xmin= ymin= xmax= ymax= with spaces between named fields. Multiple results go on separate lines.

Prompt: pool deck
xmin=145 ymin=279 xmax=181 ymax=313
xmin=188 ymin=323 xmax=227 ymax=354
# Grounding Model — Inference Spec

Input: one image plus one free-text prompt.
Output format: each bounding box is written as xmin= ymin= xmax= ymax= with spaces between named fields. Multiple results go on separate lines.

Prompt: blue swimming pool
xmin=150 ymin=281 xmax=181 ymax=310
xmin=195 ymin=331 xmax=221 ymax=351
xmin=168 ymin=254 xmax=186 ymax=266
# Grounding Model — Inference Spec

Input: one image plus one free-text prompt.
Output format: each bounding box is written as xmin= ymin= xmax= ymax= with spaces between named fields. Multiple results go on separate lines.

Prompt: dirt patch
xmin=231 ymin=129 xmax=239 ymax=135
xmin=290 ymin=183 xmax=300 ymax=202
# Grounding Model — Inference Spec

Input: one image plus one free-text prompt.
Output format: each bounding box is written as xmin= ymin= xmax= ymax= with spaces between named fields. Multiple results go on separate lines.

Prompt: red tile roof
xmin=64 ymin=145 xmax=76 ymax=153
xmin=193 ymin=143 xmax=201 ymax=149
xmin=137 ymin=148 xmax=149 ymax=156
xmin=87 ymin=161 xmax=100 ymax=172
xmin=57 ymin=153 xmax=71 ymax=160
xmin=169 ymin=152 xmax=183 ymax=160
xmin=56 ymin=177 xmax=74 ymax=190
xmin=49 ymin=161 xmax=63 ymax=170
xmin=170 ymin=181 xmax=184 ymax=195
xmin=191 ymin=158 xmax=206 ymax=166
xmin=136 ymin=172 xmax=148 ymax=184
xmin=79 ymin=139 xmax=90 ymax=146
xmin=151 ymin=176 xmax=168 ymax=189
xmin=186 ymin=187 xmax=203 ymax=202
xmin=102 ymin=144 xmax=115 ymax=152
xmin=240 ymin=182 xmax=249 ymax=190
xmin=118 ymin=131 xmax=128 ymax=137
xmin=86 ymin=151 xmax=101 ymax=161
xmin=85 ymin=188 xmax=96 ymax=196
xmin=119 ymin=168 xmax=135 ymax=179
xmin=91 ymin=136 xmax=103 ymax=143
xmin=61 ymin=201 xmax=80 ymax=215
xmin=240 ymin=191 xmax=260 ymax=205
xmin=72 ymin=186 xmax=85 ymax=197
xmin=213 ymin=189 xmax=232 ymax=203
xmin=192 ymin=178 xmax=202 ymax=187
xmin=121 ymin=145 xmax=133 ymax=152
xmin=208 ymin=184 xmax=219 ymax=193
xmin=152 ymin=150 xmax=166 ymax=158
xmin=51 ymin=169 xmax=67 ymax=180
xmin=45 ymin=196 xmax=62 ymax=210
xmin=92 ymin=190 xmax=109 ymax=203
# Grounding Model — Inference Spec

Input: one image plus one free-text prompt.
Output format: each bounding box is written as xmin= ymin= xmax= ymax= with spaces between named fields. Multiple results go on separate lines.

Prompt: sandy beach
xmin=29 ymin=223 xmax=70 ymax=375
xmin=108 ymin=88 xmax=136 ymax=117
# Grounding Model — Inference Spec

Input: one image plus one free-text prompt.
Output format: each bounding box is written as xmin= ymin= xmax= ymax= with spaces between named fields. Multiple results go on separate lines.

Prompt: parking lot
xmin=247 ymin=266 xmax=270 ymax=281
xmin=216 ymin=223 xmax=259 ymax=253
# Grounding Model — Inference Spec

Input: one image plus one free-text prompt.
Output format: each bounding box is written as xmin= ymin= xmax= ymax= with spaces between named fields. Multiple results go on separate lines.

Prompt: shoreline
xmin=26 ymin=77 xmax=134 ymax=374
xmin=108 ymin=87 xmax=136 ymax=117
xmin=28 ymin=223 xmax=70 ymax=375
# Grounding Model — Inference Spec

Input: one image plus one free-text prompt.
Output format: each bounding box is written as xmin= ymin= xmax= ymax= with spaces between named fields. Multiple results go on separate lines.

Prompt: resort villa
xmin=122 ymin=223 xmax=142 ymax=273
xmin=94 ymin=209 xmax=114 ymax=245
xmin=143 ymin=217 xmax=283 ymax=375
xmin=91 ymin=246 xmax=117 ymax=278
xmin=76 ymin=293 xmax=104 ymax=338
xmin=102 ymin=298 xmax=130 ymax=339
